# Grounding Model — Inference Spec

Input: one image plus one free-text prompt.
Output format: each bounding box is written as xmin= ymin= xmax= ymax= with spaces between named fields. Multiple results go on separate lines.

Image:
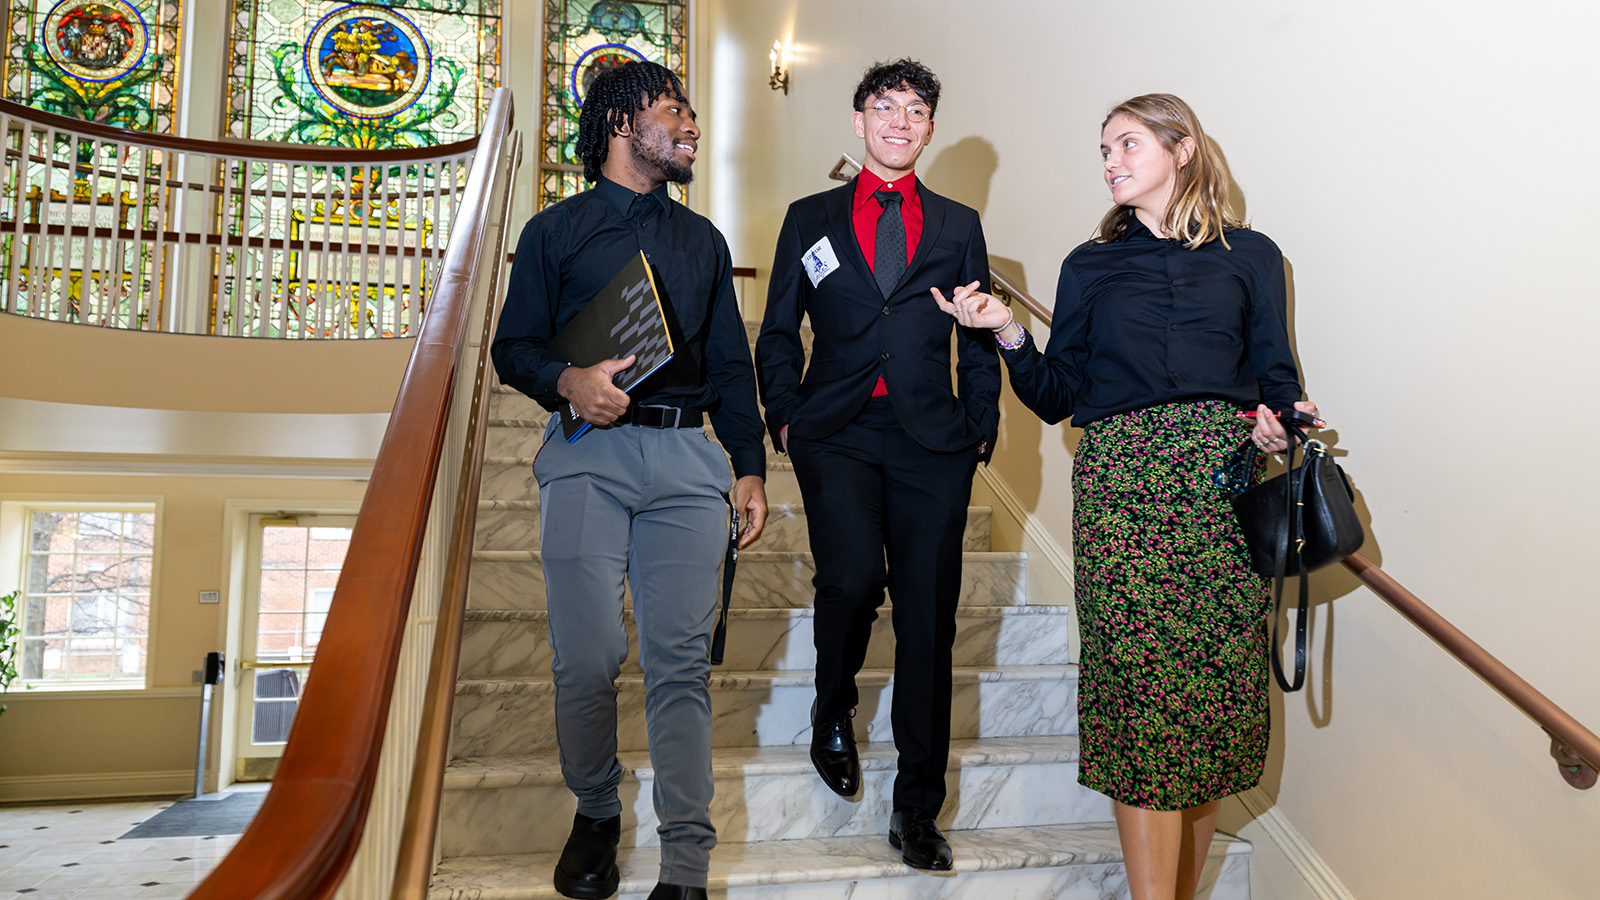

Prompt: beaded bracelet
xmin=994 ymin=321 xmax=1028 ymax=350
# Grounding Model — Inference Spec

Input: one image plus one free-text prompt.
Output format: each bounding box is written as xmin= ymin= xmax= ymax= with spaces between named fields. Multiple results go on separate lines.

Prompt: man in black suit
xmin=755 ymin=58 xmax=1000 ymax=871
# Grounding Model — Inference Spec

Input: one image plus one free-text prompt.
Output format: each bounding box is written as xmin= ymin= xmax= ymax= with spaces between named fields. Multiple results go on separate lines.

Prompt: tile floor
xmin=0 ymin=793 xmax=249 ymax=899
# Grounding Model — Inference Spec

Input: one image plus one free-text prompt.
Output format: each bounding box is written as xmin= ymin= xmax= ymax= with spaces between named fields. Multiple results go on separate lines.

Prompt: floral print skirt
xmin=1072 ymin=400 xmax=1271 ymax=810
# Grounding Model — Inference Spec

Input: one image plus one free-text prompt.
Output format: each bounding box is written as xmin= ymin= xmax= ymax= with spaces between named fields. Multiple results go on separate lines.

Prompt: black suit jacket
xmin=756 ymin=177 xmax=1001 ymax=460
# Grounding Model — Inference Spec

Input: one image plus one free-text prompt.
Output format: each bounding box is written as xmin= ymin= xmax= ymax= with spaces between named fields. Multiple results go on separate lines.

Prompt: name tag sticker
xmin=802 ymin=236 xmax=839 ymax=288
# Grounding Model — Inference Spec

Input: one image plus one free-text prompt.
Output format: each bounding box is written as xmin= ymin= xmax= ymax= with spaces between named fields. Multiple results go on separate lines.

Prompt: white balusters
xmin=0 ymin=104 xmax=473 ymax=338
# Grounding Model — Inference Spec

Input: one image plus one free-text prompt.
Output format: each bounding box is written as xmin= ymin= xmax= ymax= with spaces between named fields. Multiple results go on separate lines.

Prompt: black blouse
xmin=1001 ymin=217 xmax=1302 ymax=426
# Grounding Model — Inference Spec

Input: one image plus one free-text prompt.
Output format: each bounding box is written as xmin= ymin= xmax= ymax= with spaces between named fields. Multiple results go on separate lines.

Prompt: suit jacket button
xmin=882 ymin=306 xmax=891 ymax=315
xmin=881 ymin=351 xmax=891 ymax=360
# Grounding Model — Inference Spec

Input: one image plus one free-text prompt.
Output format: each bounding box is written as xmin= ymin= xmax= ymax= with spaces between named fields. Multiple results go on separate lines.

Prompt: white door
xmin=232 ymin=514 xmax=355 ymax=779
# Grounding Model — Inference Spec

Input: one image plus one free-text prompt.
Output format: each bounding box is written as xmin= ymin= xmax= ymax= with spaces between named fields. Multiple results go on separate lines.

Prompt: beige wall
xmin=0 ymin=314 xmax=414 ymax=414
xmin=0 ymin=0 xmax=541 ymax=803
xmin=704 ymin=1 xmax=1600 ymax=897
xmin=0 ymin=318 xmax=394 ymax=801
xmin=0 ymin=473 xmax=369 ymax=800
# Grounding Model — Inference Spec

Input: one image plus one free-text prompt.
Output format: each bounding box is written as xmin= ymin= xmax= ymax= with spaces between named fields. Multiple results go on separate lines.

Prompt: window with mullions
xmin=234 ymin=515 xmax=351 ymax=773
xmin=225 ymin=0 xmax=501 ymax=149
xmin=0 ymin=0 xmax=184 ymax=134
xmin=540 ymin=0 xmax=687 ymax=208
xmin=17 ymin=506 xmax=156 ymax=686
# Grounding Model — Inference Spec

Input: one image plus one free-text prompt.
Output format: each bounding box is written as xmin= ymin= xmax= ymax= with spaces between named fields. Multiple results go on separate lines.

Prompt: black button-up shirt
xmin=491 ymin=177 xmax=766 ymax=479
xmin=1003 ymin=218 xmax=1302 ymax=426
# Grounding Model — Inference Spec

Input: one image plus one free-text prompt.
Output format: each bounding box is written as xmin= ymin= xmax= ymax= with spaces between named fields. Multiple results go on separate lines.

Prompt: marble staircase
xmin=427 ymin=374 xmax=1253 ymax=898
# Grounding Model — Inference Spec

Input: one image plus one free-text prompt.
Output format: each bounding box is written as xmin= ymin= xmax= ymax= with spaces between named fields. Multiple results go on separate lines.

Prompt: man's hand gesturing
xmin=557 ymin=354 xmax=636 ymax=426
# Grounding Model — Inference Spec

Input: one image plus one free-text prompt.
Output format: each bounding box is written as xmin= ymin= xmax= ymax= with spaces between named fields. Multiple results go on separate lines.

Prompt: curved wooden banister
xmin=389 ymin=126 xmax=523 ymax=900
xmin=0 ymin=97 xmax=481 ymax=162
xmin=828 ymin=151 xmax=1600 ymax=790
xmin=184 ymin=89 xmax=515 ymax=900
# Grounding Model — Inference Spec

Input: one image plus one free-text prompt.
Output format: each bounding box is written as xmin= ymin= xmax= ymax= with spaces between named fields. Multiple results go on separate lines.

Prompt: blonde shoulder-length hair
xmin=1095 ymin=93 xmax=1243 ymax=249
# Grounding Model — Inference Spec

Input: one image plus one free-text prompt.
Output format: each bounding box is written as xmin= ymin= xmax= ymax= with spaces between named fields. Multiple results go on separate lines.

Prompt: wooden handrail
xmin=184 ymin=89 xmax=515 ymax=900
xmin=0 ymin=97 xmax=481 ymax=162
xmin=829 ymin=150 xmax=1600 ymax=790
xmin=1341 ymin=554 xmax=1599 ymax=789
xmin=389 ymin=127 xmax=523 ymax=899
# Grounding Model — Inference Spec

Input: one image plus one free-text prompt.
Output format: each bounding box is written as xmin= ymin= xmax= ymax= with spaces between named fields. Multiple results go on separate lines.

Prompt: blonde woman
xmin=935 ymin=94 xmax=1320 ymax=900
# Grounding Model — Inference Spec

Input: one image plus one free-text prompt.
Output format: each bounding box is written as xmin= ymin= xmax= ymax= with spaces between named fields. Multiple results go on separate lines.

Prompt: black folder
xmin=548 ymin=250 xmax=675 ymax=441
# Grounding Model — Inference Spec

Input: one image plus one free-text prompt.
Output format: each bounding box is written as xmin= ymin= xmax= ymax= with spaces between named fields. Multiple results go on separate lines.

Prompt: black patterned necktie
xmin=874 ymin=188 xmax=905 ymax=298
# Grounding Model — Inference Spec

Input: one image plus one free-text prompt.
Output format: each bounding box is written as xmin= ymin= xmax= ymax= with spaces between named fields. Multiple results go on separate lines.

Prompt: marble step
xmin=466 ymin=550 xmax=1026 ymax=612
xmin=483 ymin=456 xmax=804 ymax=505
xmin=428 ymin=821 xmax=1251 ymax=900
xmin=450 ymin=665 xmax=1078 ymax=761
xmin=437 ymin=737 xmax=1107 ymax=858
xmin=474 ymin=500 xmax=992 ymax=554
xmin=489 ymin=387 xmax=549 ymax=422
xmin=460 ymin=605 xmax=1071 ymax=678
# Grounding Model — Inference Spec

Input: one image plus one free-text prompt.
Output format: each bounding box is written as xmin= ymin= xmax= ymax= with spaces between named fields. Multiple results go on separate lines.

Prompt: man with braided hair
xmin=493 ymin=60 xmax=768 ymax=900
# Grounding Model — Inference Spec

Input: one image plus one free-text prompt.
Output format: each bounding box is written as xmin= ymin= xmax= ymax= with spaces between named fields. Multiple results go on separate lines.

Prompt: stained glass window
xmin=226 ymin=0 xmax=501 ymax=148
xmin=1 ymin=0 xmax=183 ymax=134
xmin=540 ymin=0 xmax=686 ymax=208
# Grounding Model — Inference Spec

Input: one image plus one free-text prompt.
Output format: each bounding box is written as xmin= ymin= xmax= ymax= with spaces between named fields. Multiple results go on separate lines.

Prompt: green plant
xmin=0 ymin=590 xmax=20 ymax=717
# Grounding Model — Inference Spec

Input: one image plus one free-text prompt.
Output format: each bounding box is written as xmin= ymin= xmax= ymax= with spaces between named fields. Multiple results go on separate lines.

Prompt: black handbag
xmin=1216 ymin=423 xmax=1364 ymax=691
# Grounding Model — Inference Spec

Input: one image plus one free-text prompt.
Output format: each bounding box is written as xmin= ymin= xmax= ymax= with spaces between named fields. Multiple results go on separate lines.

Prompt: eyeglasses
xmin=865 ymin=100 xmax=932 ymax=124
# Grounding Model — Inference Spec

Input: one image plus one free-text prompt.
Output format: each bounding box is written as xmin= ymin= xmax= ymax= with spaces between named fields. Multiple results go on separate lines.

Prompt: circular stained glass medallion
xmin=304 ymin=4 xmax=432 ymax=120
xmin=571 ymin=42 xmax=646 ymax=108
xmin=42 ymin=0 xmax=149 ymax=84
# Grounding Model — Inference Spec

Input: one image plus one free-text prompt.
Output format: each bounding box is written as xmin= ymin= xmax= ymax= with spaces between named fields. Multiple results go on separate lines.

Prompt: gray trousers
xmin=534 ymin=419 xmax=732 ymax=887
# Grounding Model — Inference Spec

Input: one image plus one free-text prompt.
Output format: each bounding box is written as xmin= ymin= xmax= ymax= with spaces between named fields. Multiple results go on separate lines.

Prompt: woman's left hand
xmin=1252 ymin=400 xmax=1322 ymax=452
xmin=931 ymin=282 xmax=1010 ymax=330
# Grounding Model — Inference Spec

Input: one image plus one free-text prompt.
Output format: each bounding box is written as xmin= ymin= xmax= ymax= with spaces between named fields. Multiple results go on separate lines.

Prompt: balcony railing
xmin=0 ymin=99 xmax=475 ymax=338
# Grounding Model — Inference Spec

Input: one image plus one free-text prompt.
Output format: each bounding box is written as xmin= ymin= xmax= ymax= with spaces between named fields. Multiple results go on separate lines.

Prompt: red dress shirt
xmin=852 ymin=169 xmax=922 ymax=397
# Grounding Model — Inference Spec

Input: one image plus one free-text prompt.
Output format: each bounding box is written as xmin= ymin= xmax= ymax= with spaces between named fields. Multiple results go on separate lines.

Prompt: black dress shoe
xmin=888 ymin=808 xmax=953 ymax=871
xmin=809 ymin=709 xmax=860 ymax=796
xmin=646 ymin=884 xmax=708 ymax=900
xmin=553 ymin=811 xmax=621 ymax=899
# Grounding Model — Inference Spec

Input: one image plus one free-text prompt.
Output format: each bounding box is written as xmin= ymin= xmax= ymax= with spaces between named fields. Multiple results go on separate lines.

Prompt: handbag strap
xmin=1268 ymin=423 xmax=1311 ymax=693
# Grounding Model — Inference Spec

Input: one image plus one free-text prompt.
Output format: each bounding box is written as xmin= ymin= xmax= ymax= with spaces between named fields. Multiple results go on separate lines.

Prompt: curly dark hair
xmin=851 ymin=58 xmax=940 ymax=116
xmin=577 ymin=60 xmax=688 ymax=183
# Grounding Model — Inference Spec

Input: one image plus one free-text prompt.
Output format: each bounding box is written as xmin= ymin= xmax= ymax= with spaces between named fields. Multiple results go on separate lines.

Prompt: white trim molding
xmin=0 ymin=451 xmax=374 ymax=480
xmin=2 ymin=686 xmax=200 ymax=702
xmin=0 ymin=769 xmax=192 ymax=803
xmin=1236 ymin=787 xmax=1359 ymax=900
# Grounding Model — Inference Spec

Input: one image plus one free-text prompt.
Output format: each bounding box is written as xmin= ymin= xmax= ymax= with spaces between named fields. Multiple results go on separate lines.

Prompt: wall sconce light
xmin=769 ymin=40 xmax=789 ymax=95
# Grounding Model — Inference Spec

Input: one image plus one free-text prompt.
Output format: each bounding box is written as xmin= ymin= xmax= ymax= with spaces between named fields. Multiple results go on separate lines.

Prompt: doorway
xmin=231 ymin=513 xmax=354 ymax=781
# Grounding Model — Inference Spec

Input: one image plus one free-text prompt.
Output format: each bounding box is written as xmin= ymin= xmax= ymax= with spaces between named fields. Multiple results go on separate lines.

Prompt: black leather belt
xmin=618 ymin=404 xmax=703 ymax=429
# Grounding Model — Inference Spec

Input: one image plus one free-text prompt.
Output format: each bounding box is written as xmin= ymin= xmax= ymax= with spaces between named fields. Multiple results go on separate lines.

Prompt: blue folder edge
xmin=563 ymin=352 xmax=678 ymax=443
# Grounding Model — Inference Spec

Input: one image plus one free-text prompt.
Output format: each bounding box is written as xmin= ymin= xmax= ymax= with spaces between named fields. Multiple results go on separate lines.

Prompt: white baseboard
xmin=1235 ymin=788 xmax=1358 ymax=900
xmin=0 ymin=770 xmax=192 ymax=803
